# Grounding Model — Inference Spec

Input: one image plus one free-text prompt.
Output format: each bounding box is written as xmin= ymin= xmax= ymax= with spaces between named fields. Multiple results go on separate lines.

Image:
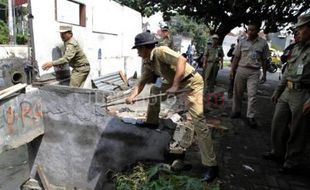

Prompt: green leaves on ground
xmin=114 ymin=163 xmax=220 ymax=190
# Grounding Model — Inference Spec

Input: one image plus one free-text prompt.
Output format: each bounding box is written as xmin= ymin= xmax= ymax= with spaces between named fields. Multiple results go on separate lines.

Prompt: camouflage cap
xmin=295 ymin=13 xmax=310 ymax=28
xmin=59 ymin=25 xmax=72 ymax=33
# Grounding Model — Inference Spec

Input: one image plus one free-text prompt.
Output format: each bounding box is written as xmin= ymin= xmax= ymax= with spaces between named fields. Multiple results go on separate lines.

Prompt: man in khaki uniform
xmin=42 ymin=25 xmax=90 ymax=87
xmin=263 ymin=13 xmax=310 ymax=173
xmin=158 ymin=26 xmax=174 ymax=50
xmin=203 ymin=34 xmax=224 ymax=93
xmin=126 ymin=32 xmax=218 ymax=182
xmin=230 ymin=22 xmax=269 ymax=127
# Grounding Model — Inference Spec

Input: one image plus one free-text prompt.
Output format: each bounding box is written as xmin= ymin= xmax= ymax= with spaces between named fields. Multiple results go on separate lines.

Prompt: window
xmin=56 ymin=0 xmax=86 ymax=26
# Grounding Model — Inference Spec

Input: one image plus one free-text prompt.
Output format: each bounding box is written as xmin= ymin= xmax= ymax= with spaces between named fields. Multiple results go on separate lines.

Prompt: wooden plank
xmin=119 ymin=70 xmax=128 ymax=85
xmin=0 ymin=83 xmax=24 ymax=95
xmin=0 ymin=83 xmax=27 ymax=100
xmin=36 ymin=165 xmax=51 ymax=190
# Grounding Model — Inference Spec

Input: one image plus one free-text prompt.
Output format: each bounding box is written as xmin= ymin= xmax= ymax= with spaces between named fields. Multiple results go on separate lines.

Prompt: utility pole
xmin=8 ymin=0 xmax=16 ymax=44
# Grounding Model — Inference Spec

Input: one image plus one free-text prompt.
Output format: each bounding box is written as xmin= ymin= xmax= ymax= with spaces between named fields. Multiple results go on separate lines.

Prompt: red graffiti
xmin=2 ymin=100 xmax=44 ymax=133
xmin=6 ymin=106 xmax=15 ymax=134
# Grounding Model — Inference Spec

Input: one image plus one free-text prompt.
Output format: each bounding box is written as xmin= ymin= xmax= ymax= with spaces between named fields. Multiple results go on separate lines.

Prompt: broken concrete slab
xmin=28 ymin=85 xmax=170 ymax=189
xmin=0 ymin=86 xmax=44 ymax=153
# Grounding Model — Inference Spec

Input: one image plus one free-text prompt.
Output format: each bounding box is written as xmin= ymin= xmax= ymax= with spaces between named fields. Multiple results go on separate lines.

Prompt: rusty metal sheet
xmin=0 ymin=89 xmax=44 ymax=154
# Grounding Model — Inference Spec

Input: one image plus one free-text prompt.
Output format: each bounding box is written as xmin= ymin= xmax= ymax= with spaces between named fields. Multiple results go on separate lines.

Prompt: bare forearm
xmin=231 ymin=56 xmax=240 ymax=72
xmin=129 ymin=84 xmax=145 ymax=98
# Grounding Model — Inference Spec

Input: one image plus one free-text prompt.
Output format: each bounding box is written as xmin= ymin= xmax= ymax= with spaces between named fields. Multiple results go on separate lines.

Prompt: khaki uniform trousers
xmin=204 ymin=62 xmax=219 ymax=93
xmin=233 ymin=67 xmax=260 ymax=118
xmin=271 ymin=88 xmax=310 ymax=167
xmin=70 ymin=65 xmax=90 ymax=87
xmin=146 ymin=74 xmax=217 ymax=166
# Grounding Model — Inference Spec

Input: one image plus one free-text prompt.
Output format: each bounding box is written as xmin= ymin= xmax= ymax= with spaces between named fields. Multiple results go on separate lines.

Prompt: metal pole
xmin=27 ymin=0 xmax=37 ymax=83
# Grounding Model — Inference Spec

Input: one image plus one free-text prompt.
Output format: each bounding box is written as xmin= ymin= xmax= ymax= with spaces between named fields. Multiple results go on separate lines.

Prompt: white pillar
xmin=7 ymin=0 xmax=16 ymax=44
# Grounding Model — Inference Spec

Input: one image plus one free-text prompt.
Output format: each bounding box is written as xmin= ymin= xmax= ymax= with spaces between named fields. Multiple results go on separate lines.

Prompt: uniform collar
xmin=149 ymin=48 xmax=156 ymax=61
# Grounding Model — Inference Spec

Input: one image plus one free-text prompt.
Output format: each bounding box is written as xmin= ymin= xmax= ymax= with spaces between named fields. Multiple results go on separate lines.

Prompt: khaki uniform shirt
xmin=234 ymin=37 xmax=269 ymax=69
xmin=158 ymin=36 xmax=174 ymax=50
xmin=52 ymin=37 xmax=89 ymax=68
xmin=273 ymin=41 xmax=310 ymax=104
xmin=205 ymin=46 xmax=224 ymax=63
xmin=138 ymin=46 xmax=195 ymax=86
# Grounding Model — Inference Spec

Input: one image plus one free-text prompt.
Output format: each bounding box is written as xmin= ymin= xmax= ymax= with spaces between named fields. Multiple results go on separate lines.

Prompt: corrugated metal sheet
xmin=92 ymin=71 xmax=128 ymax=92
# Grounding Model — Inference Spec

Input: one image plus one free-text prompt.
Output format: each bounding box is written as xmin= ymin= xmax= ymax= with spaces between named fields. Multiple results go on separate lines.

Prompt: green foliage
xmin=16 ymin=33 xmax=27 ymax=44
xmin=0 ymin=20 xmax=9 ymax=44
xmin=0 ymin=0 xmax=7 ymax=5
xmin=114 ymin=0 xmax=158 ymax=17
xmin=114 ymin=164 xmax=148 ymax=190
xmin=116 ymin=0 xmax=310 ymax=42
xmin=114 ymin=163 xmax=220 ymax=190
xmin=169 ymin=15 xmax=209 ymax=54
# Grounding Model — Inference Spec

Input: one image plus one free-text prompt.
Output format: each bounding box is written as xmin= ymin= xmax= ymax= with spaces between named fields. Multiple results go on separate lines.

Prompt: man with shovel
xmin=126 ymin=32 xmax=218 ymax=182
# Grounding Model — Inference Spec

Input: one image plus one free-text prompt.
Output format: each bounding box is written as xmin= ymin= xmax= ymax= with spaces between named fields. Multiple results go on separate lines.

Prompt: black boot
xmin=201 ymin=166 xmax=218 ymax=183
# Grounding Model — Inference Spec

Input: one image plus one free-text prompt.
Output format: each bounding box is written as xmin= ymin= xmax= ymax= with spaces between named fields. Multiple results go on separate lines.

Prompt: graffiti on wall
xmin=0 ymin=97 xmax=44 ymax=152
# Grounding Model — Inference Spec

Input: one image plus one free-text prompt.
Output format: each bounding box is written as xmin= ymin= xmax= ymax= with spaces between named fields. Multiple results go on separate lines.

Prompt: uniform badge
xmin=296 ymin=64 xmax=304 ymax=75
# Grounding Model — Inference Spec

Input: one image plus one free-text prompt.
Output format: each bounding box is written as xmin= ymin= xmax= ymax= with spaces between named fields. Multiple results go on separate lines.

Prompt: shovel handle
xmin=101 ymin=88 xmax=190 ymax=107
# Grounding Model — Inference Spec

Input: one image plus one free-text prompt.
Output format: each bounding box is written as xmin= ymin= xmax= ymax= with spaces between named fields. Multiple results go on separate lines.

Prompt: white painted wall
xmin=31 ymin=0 xmax=142 ymax=88
xmin=0 ymin=45 xmax=28 ymax=59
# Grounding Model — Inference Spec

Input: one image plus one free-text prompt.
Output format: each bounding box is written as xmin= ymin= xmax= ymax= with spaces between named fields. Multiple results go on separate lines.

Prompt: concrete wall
xmin=31 ymin=85 xmax=170 ymax=189
xmin=0 ymin=87 xmax=44 ymax=153
xmin=0 ymin=45 xmax=28 ymax=59
xmin=31 ymin=0 xmax=143 ymax=88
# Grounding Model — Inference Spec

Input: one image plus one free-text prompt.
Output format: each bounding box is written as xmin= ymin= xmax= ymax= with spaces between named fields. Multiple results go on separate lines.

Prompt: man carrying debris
xmin=126 ymin=32 xmax=218 ymax=182
xmin=41 ymin=25 xmax=90 ymax=87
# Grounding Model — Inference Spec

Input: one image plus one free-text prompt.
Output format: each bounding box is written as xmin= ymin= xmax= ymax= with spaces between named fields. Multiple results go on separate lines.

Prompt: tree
xmin=169 ymin=15 xmax=209 ymax=54
xmin=0 ymin=20 xmax=9 ymax=44
xmin=115 ymin=0 xmax=310 ymax=43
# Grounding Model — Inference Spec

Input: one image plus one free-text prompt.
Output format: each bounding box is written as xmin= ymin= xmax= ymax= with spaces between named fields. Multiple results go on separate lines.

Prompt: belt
xmin=181 ymin=71 xmax=197 ymax=82
xmin=287 ymin=81 xmax=310 ymax=90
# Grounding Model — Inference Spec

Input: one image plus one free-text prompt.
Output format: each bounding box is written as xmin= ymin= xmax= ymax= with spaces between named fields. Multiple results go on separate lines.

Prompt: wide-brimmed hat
xmin=132 ymin=32 xmax=158 ymax=49
xmin=59 ymin=25 xmax=72 ymax=33
xmin=295 ymin=13 xmax=310 ymax=28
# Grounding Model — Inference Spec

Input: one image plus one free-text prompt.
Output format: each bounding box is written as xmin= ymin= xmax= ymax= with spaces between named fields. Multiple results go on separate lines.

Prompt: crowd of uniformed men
xmin=42 ymin=13 xmax=310 ymax=182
